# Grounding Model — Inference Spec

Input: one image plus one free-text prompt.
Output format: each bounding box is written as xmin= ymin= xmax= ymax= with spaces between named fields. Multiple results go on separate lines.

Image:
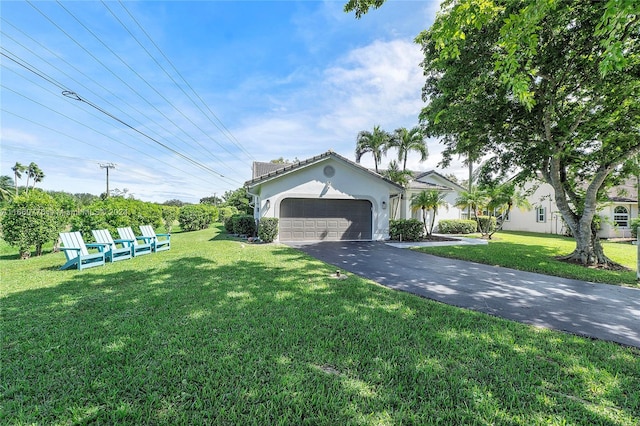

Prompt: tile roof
xmin=245 ymin=150 xmax=403 ymax=190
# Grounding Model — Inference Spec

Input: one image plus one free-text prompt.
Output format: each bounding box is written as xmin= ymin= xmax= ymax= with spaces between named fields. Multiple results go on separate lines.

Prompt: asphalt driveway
xmin=287 ymin=241 xmax=640 ymax=348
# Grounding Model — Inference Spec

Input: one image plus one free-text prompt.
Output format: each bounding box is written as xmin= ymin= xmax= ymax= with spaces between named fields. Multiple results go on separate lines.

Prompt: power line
xmin=1 ymin=49 xmax=242 ymax=186
xmin=101 ymin=0 xmax=249 ymax=163
xmin=116 ymin=0 xmax=255 ymax=162
xmin=24 ymin=1 xmax=239 ymax=178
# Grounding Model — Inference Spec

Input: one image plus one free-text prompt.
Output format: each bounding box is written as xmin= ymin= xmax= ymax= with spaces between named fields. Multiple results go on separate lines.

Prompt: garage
xmin=279 ymin=198 xmax=372 ymax=241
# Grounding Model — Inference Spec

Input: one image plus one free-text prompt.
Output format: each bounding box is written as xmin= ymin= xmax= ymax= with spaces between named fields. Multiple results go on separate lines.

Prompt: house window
xmin=536 ymin=207 xmax=546 ymax=223
xmin=613 ymin=206 xmax=629 ymax=227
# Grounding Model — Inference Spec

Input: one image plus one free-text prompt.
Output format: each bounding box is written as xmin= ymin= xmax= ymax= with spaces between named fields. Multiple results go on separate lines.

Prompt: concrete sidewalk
xmin=287 ymin=241 xmax=640 ymax=348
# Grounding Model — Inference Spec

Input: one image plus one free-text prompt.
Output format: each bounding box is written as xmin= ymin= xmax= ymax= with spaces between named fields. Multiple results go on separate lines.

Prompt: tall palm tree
xmin=0 ymin=175 xmax=14 ymax=201
xmin=410 ymin=189 xmax=448 ymax=237
xmin=24 ymin=162 xmax=39 ymax=194
xmin=11 ymin=162 xmax=26 ymax=196
xmin=31 ymin=167 xmax=45 ymax=190
xmin=389 ymin=126 xmax=428 ymax=172
xmin=355 ymin=125 xmax=390 ymax=173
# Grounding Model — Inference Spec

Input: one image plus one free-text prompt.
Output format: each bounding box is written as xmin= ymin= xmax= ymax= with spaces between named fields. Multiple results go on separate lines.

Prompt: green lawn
xmin=2 ymin=227 xmax=639 ymax=424
xmin=417 ymin=231 xmax=639 ymax=287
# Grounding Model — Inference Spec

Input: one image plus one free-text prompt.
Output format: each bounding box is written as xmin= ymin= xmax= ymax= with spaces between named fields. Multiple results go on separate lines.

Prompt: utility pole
xmin=99 ymin=163 xmax=116 ymax=197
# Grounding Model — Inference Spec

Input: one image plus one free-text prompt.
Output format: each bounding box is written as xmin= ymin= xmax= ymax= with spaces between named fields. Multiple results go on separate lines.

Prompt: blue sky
xmin=1 ymin=0 xmax=461 ymax=203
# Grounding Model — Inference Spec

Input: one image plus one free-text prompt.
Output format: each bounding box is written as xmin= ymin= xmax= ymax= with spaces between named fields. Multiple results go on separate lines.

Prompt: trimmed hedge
xmin=179 ymin=205 xmax=212 ymax=231
xmin=258 ymin=217 xmax=279 ymax=242
xmin=389 ymin=219 xmax=424 ymax=241
xmin=224 ymin=214 xmax=236 ymax=233
xmin=232 ymin=215 xmax=256 ymax=237
xmin=437 ymin=219 xmax=477 ymax=234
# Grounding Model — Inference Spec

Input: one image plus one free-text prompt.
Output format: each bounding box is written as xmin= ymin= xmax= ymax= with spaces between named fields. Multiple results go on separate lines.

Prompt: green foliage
xmin=71 ymin=197 xmax=163 ymax=239
xmin=630 ymin=218 xmax=640 ymax=239
xmin=163 ymin=199 xmax=185 ymax=207
xmin=476 ymin=215 xmax=497 ymax=234
xmin=178 ymin=205 xmax=212 ymax=232
xmin=258 ymin=217 xmax=279 ymax=243
xmin=161 ymin=206 xmax=179 ymax=232
xmin=200 ymin=195 xmax=222 ymax=205
xmin=219 ymin=206 xmax=239 ymax=224
xmin=355 ymin=125 xmax=391 ymax=173
xmin=437 ymin=219 xmax=477 ymax=234
xmin=232 ymin=214 xmax=256 ymax=237
xmin=224 ymin=214 xmax=237 ymax=234
xmin=389 ymin=219 xmax=424 ymax=241
xmin=416 ymin=0 xmax=640 ymax=265
xmin=223 ymin=187 xmax=252 ymax=215
xmin=1 ymin=191 xmax=64 ymax=258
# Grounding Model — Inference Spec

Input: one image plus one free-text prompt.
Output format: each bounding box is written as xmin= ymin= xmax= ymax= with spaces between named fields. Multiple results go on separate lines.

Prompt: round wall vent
xmin=323 ymin=165 xmax=335 ymax=178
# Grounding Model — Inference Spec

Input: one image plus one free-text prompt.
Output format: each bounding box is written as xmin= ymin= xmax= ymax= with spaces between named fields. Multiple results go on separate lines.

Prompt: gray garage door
xmin=279 ymin=198 xmax=372 ymax=241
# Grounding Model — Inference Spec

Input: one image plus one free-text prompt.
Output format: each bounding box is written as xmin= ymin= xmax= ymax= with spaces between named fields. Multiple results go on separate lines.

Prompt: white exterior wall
xmin=249 ymin=158 xmax=398 ymax=241
xmin=502 ymin=181 xmax=564 ymax=234
xmin=598 ymin=203 xmax=638 ymax=238
xmin=503 ymin=180 xmax=639 ymax=238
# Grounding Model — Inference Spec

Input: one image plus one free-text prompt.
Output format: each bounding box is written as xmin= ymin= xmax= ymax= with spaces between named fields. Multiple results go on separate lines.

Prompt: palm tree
xmin=455 ymin=186 xmax=490 ymax=236
xmin=24 ymin=162 xmax=39 ymax=194
xmin=410 ymin=189 xmax=448 ymax=237
xmin=355 ymin=125 xmax=390 ymax=173
xmin=485 ymin=183 xmax=530 ymax=238
xmin=31 ymin=167 xmax=45 ymax=190
xmin=0 ymin=175 xmax=14 ymax=201
xmin=11 ymin=162 xmax=26 ymax=196
xmin=383 ymin=160 xmax=414 ymax=219
xmin=389 ymin=126 xmax=428 ymax=172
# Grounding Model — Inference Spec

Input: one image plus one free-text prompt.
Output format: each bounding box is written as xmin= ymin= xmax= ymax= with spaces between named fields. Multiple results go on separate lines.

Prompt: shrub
xmin=258 ymin=218 xmax=278 ymax=242
xmin=224 ymin=214 xmax=237 ymax=233
xmin=232 ymin=214 xmax=256 ymax=237
xmin=477 ymin=215 xmax=497 ymax=234
xmin=437 ymin=219 xmax=477 ymax=234
xmin=179 ymin=205 xmax=212 ymax=232
xmin=631 ymin=218 xmax=640 ymax=239
xmin=1 ymin=191 xmax=64 ymax=258
xmin=389 ymin=219 xmax=424 ymax=241
xmin=71 ymin=197 xmax=163 ymax=239
xmin=219 ymin=206 xmax=239 ymax=223
xmin=161 ymin=206 xmax=179 ymax=232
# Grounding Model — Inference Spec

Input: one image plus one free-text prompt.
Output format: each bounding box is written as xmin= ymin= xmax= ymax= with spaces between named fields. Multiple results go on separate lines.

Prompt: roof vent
xmin=323 ymin=165 xmax=335 ymax=178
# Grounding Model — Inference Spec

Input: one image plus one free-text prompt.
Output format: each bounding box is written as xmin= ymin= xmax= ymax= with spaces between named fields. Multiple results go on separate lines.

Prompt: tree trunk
xmin=422 ymin=207 xmax=428 ymax=236
xmin=558 ymin=223 xmax=613 ymax=266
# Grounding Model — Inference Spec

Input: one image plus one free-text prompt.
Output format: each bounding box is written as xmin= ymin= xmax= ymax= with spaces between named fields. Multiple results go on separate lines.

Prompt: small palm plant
xmin=410 ymin=189 xmax=448 ymax=237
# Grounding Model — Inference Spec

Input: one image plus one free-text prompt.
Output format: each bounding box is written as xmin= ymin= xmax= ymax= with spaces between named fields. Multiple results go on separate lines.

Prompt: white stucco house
xmin=502 ymin=178 xmax=639 ymax=239
xmin=399 ymin=171 xmax=467 ymax=225
xmin=245 ymin=151 xmax=403 ymax=242
xmin=245 ymin=151 xmax=470 ymax=242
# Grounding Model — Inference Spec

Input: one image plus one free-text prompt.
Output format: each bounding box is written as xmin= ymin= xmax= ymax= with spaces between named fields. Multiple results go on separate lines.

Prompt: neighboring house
xmin=502 ymin=177 xmax=639 ymax=238
xmin=245 ymin=151 xmax=403 ymax=242
xmin=395 ymin=171 xmax=467 ymax=230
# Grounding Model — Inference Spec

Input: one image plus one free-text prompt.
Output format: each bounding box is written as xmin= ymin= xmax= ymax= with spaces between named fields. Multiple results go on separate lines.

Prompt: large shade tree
xmin=347 ymin=0 xmax=640 ymax=267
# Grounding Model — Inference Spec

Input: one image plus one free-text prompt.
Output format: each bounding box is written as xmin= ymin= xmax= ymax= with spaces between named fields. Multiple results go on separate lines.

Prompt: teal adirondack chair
xmin=59 ymin=232 xmax=106 ymax=270
xmin=91 ymin=229 xmax=133 ymax=262
xmin=140 ymin=225 xmax=171 ymax=252
xmin=117 ymin=227 xmax=153 ymax=256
